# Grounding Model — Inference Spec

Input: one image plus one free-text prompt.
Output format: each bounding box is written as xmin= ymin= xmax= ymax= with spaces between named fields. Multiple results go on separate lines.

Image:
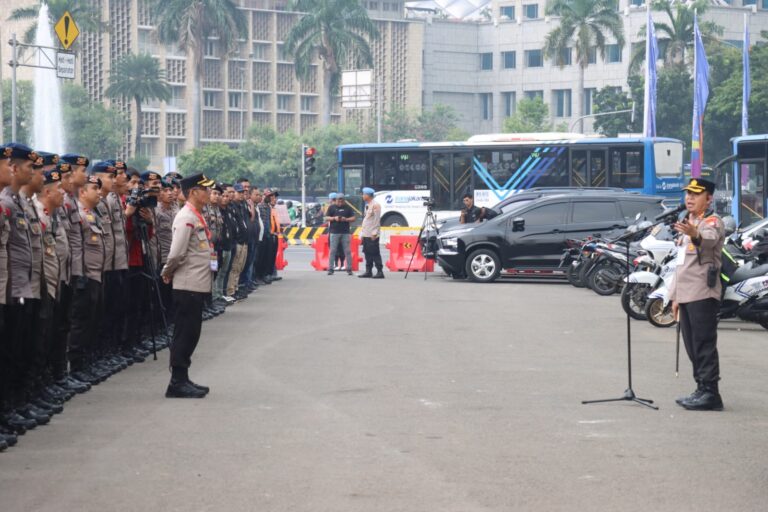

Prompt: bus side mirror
xmin=512 ymin=217 xmax=525 ymax=232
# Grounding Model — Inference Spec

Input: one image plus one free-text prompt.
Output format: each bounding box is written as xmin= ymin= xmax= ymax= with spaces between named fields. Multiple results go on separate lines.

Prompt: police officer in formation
xmin=0 ymin=142 xmax=286 ymax=450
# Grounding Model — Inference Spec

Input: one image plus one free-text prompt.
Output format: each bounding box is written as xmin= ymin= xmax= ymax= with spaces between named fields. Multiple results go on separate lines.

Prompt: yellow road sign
xmin=54 ymin=11 xmax=79 ymax=50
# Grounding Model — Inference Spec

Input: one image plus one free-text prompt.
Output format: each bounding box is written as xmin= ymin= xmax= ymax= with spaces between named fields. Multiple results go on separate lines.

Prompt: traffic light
xmin=304 ymin=146 xmax=316 ymax=175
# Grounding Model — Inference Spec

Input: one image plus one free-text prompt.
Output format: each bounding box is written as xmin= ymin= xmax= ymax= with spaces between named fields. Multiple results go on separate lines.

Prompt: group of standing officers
xmin=0 ymin=142 xmax=286 ymax=451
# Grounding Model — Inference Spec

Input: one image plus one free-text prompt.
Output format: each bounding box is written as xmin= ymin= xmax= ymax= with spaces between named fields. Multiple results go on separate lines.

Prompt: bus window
xmin=474 ymin=149 xmax=522 ymax=189
xmin=739 ymin=162 xmax=765 ymax=225
xmin=530 ymin=147 xmax=568 ymax=187
xmin=609 ymin=147 xmax=644 ymax=189
xmin=369 ymin=151 xmax=429 ymax=190
xmin=654 ymin=142 xmax=683 ymax=177
xmin=571 ymin=150 xmax=588 ymax=187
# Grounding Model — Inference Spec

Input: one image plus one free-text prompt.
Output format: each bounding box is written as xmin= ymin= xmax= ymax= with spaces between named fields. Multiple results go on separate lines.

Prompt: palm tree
xmin=8 ymin=0 xmax=104 ymax=45
xmin=544 ymin=0 xmax=625 ymax=133
xmin=153 ymin=0 xmax=248 ymax=146
xmin=630 ymin=0 xmax=723 ymax=72
xmin=285 ymin=0 xmax=380 ymax=126
xmin=105 ymin=53 xmax=171 ymax=157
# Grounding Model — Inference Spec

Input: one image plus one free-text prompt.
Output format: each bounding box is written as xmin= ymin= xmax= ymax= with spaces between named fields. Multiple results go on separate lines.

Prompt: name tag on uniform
xmin=210 ymin=257 xmax=218 ymax=272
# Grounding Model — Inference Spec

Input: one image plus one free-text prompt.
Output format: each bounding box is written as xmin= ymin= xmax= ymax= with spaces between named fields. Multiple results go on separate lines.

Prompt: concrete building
xmin=76 ymin=0 xmax=423 ymax=169
xmin=420 ymin=0 xmax=768 ymax=135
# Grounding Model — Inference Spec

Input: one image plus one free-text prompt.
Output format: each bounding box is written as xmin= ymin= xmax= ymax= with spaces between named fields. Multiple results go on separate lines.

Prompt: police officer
xmin=670 ymin=178 xmax=726 ymax=411
xmin=68 ymin=175 xmax=107 ymax=385
xmin=359 ymin=187 xmax=384 ymax=279
xmin=160 ymin=173 xmax=216 ymax=399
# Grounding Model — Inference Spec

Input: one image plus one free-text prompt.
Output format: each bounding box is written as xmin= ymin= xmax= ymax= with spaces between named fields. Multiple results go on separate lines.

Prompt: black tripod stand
xmin=404 ymin=205 xmax=440 ymax=281
xmin=135 ymin=216 xmax=168 ymax=361
xmin=582 ymin=236 xmax=658 ymax=410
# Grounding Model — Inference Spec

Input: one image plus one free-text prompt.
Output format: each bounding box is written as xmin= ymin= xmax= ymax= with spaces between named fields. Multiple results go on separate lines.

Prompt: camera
xmin=127 ymin=186 xmax=160 ymax=209
xmin=423 ymin=197 xmax=436 ymax=209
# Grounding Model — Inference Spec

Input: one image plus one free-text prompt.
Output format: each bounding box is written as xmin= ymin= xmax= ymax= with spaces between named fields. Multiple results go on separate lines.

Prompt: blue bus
xmin=718 ymin=134 xmax=767 ymax=226
xmin=336 ymin=134 xmax=684 ymax=227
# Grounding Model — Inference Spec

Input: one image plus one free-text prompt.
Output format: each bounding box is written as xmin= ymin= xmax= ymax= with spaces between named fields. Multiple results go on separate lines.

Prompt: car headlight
xmin=441 ymin=237 xmax=458 ymax=249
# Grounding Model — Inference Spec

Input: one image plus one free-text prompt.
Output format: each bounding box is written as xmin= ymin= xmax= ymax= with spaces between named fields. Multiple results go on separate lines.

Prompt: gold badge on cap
xmin=3 ymin=147 xmax=11 ymax=157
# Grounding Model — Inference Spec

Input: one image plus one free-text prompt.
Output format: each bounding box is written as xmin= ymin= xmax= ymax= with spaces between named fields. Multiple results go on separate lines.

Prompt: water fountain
xmin=32 ymin=3 xmax=66 ymax=153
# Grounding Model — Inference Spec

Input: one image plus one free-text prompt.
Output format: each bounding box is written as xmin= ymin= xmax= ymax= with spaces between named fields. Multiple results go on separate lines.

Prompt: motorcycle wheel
xmin=645 ymin=298 xmax=676 ymax=328
xmin=579 ymin=259 xmax=595 ymax=290
xmin=567 ymin=262 xmax=585 ymax=288
xmin=621 ymin=283 xmax=651 ymax=320
xmin=589 ymin=261 xmax=623 ymax=296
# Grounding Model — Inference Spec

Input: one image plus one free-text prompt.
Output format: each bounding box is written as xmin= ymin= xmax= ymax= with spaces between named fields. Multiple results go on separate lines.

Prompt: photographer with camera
xmin=669 ymin=178 xmax=725 ymax=411
xmin=325 ymin=193 xmax=355 ymax=276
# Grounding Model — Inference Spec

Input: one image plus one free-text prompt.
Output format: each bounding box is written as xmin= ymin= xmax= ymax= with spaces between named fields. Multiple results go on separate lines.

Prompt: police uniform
xmin=161 ymin=173 xmax=215 ymax=399
xmin=69 ymin=176 xmax=106 ymax=381
xmin=669 ymin=178 xmax=725 ymax=411
xmin=106 ymin=161 xmax=131 ymax=360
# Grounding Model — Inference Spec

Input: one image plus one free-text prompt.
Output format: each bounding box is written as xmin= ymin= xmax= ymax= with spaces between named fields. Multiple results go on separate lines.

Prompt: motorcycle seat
xmin=730 ymin=263 xmax=768 ymax=285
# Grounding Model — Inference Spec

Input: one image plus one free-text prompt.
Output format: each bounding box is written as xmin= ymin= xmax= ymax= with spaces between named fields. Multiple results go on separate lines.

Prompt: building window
xmin=606 ymin=44 xmax=622 ymax=63
xmin=584 ymin=88 xmax=596 ymax=116
xmin=252 ymin=43 xmax=269 ymax=60
xmin=502 ymin=51 xmax=516 ymax=69
xmin=276 ymin=44 xmax=290 ymax=61
xmin=300 ymin=96 xmax=314 ymax=112
xmin=203 ymin=91 xmax=217 ymax=108
xmin=204 ymin=39 xmax=216 ymax=57
xmin=253 ymin=93 xmax=267 ymax=110
xmin=500 ymin=5 xmax=515 ymax=18
xmin=369 ymin=1 xmax=379 ymax=8
xmin=480 ymin=52 xmax=493 ymax=70
xmin=480 ymin=93 xmax=493 ymax=120
xmin=588 ymin=46 xmax=597 ymax=64
xmin=743 ymin=0 xmax=756 ymax=4
xmin=524 ymin=90 xmax=543 ymax=101
xmin=553 ymin=89 xmax=572 ymax=117
xmin=762 ymin=0 xmax=768 ymax=8
xmin=139 ymin=142 xmax=153 ymax=158
xmin=558 ymin=48 xmax=572 ymax=66
xmin=169 ymin=86 xmax=184 ymax=108
xmin=525 ymin=49 xmax=543 ymax=67
xmin=503 ymin=91 xmax=516 ymax=117
xmin=166 ymin=142 xmax=182 ymax=158
xmin=229 ymin=92 xmax=243 ymax=109
xmin=523 ymin=4 xmax=538 ymax=19
xmin=277 ymin=94 xmax=292 ymax=111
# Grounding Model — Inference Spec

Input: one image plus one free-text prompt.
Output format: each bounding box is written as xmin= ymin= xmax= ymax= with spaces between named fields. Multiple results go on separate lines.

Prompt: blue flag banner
xmin=742 ymin=14 xmax=750 ymax=137
xmin=690 ymin=14 xmax=710 ymax=179
xmin=643 ymin=5 xmax=658 ymax=137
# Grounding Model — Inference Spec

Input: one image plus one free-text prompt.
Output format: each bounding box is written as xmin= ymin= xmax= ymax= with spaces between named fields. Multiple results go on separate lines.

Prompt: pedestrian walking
xmin=325 ymin=193 xmax=355 ymax=275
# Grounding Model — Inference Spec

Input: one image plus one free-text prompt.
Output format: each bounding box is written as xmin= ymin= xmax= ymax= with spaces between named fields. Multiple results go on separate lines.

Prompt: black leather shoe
xmin=1 ymin=412 xmax=36 ymax=434
xmin=327 ymin=270 xmax=334 ymax=275
xmin=33 ymin=398 xmax=63 ymax=415
xmin=347 ymin=270 xmax=353 ymax=275
xmin=358 ymin=272 xmax=373 ymax=278
xmin=676 ymin=388 xmax=704 ymax=406
xmin=0 ymin=429 xmax=17 ymax=447
xmin=188 ymin=380 xmax=210 ymax=395
xmin=71 ymin=370 xmax=100 ymax=386
xmin=165 ymin=380 xmax=207 ymax=399
xmin=372 ymin=271 xmax=385 ymax=279
xmin=61 ymin=375 xmax=91 ymax=393
xmin=0 ymin=437 xmax=7 ymax=451
xmin=682 ymin=391 xmax=723 ymax=411
xmin=17 ymin=406 xmax=51 ymax=425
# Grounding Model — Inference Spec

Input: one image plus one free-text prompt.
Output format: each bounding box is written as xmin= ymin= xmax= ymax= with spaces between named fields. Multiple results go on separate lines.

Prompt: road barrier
xmin=385 ymin=235 xmax=434 ymax=272
xmin=275 ymin=236 xmax=289 ymax=270
xmin=283 ymin=226 xmax=421 ymax=246
xmin=310 ymin=234 xmax=363 ymax=271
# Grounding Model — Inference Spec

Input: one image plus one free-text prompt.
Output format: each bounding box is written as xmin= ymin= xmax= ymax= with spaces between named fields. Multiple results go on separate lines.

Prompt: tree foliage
xmin=378 ymin=104 xmax=465 ymax=142
xmin=177 ymin=143 xmax=249 ymax=184
xmin=61 ymin=83 xmax=130 ymax=160
xmin=503 ymin=98 xmax=552 ymax=133
xmin=2 ymin=80 xmax=33 ymax=144
xmin=8 ymin=0 xmax=105 ymax=46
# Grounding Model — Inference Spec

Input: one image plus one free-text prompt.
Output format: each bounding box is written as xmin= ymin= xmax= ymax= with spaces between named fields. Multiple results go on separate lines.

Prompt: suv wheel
xmin=465 ymin=249 xmax=501 ymax=283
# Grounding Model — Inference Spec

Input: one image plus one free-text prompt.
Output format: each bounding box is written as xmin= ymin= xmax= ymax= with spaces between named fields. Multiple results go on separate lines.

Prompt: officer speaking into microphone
xmin=669 ymin=178 xmax=725 ymax=411
xmin=160 ymin=173 xmax=216 ymax=399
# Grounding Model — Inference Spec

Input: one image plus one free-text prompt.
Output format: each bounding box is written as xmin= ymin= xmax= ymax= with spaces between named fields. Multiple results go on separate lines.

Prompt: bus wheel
xmin=381 ymin=213 xmax=407 ymax=227
xmin=465 ymin=249 xmax=500 ymax=283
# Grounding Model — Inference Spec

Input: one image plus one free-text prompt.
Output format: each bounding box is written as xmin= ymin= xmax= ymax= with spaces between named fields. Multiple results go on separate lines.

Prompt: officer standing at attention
xmin=359 ymin=187 xmax=384 ymax=279
xmin=669 ymin=178 xmax=725 ymax=411
xmin=161 ymin=173 xmax=216 ymax=399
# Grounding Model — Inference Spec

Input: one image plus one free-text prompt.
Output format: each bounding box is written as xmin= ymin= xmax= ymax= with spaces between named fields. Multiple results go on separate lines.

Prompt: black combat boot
xmin=682 ymin=382 xmax=723 ymax=411
xmin=165 ymin=367 xmax=206 ymax=399
xmin=676 ymin=381 xmax=704 ymax=406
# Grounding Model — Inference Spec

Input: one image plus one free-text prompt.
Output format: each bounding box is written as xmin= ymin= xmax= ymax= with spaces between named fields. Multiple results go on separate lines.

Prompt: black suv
xmin=435 ymin=193 xmax=666 ymax=283
xmin=422 ymin=187 xmax=627 ymax=259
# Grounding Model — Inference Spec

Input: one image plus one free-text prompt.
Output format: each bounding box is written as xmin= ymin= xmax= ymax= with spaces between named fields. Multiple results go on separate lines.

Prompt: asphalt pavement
xmin=1 ymin=263 xmax=767 ymax=512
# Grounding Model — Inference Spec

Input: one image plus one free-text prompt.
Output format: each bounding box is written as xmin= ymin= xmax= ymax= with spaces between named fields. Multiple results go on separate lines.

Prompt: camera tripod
xmin=135 ymin=215 xmax=168 ymax=360
xmin=404 ymin=206 xmax=440 ymax=281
